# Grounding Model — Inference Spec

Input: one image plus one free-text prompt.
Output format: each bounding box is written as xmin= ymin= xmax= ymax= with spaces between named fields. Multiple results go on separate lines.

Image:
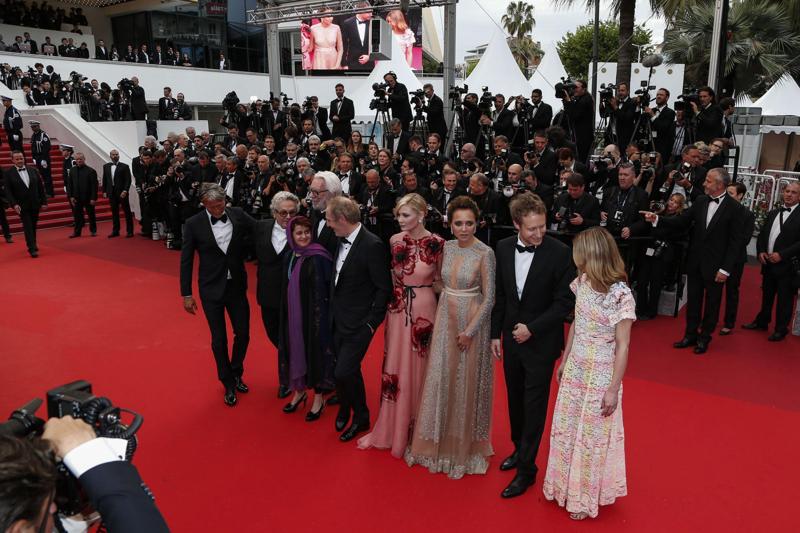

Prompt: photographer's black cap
xmin=61 ymin=144 xmax=74 ymax=151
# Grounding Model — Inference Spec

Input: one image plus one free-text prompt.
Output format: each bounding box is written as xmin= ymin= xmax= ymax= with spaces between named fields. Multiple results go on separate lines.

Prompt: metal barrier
xmin=764 ymin=170 xmax=800 ymax=209
xmin=736 ymin=171 xmax=776 ymax=235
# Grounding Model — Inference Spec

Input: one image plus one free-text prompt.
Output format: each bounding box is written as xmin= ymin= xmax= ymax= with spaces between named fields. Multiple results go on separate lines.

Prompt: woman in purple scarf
xmin=279 ymin=216 xmax=336 ymax=420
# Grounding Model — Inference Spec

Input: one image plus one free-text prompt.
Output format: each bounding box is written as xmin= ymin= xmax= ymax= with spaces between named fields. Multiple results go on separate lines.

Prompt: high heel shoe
xmin=283 ymin=392 xmax=307 ymax=413
xmin=305 ymin=400 xmax=326 ymax=422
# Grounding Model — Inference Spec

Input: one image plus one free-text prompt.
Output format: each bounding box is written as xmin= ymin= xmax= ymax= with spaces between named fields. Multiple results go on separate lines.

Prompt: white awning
xmin=759 ymin=124 xmax=800 ymax=135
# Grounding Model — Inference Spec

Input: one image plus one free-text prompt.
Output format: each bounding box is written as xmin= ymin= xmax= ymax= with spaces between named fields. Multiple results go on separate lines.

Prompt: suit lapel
xmin=705 ymin=197 xmax=727 ymax=233
xmin=520 ymin=238 xmax=548 ymax=302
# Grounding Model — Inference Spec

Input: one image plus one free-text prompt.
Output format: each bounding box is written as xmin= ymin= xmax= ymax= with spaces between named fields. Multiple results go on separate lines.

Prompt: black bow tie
xmin=357 ymin=20 xmax=367 ymax=24
xmin=709 ymin=197 xmax=721 ymax=204
xmin=16 ymin=167 xmax=26 ymax=172
xmin=780 ymin=206 xmax=791 ymax=212
xmin=339 ymin=172 xmax=349 ymax=179
xmin=516 ymin=244 xmax=536 ymax=253
xmin=211 ymin=214 xmax=228 ymax=225
xmin=342 ymin=238 xmax=351 ymax=245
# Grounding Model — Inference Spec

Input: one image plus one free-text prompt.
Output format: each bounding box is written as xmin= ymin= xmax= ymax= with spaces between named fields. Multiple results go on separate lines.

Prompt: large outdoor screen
xmin=299 ymin=7 xmax=423 ymax=72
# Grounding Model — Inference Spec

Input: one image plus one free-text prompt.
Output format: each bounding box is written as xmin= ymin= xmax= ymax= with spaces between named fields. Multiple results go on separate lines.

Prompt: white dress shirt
xmin=705 ymin=192 xmax=726 ymax=227
xmin=63 ymin=437 xmax=127 ymax=478
xmin=109 ymin=162 xmax=117 ymax=186
xmin=15 ymin=166 xmax=29 ymax=187
xmin=335 ymin=224 xmax=361 ymax=285
xmin=271 ymin=220 xmax=287 ymax=254
xmin=514 ymin=238 xmax=535 ymax=299
xmin=340 ymin=171 xmax=351 ymax=195
xmin=357 ymin=18 xmax=368 ymax=45
xmin=206 ymin=210 xmax=233 ymax=278
xmin=768 ymin=203 xmax=797 ymax=253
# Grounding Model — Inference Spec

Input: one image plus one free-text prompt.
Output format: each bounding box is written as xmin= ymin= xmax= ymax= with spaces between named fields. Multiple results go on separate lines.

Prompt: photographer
xmin=554 ymin=147 xmax=588 ymax=193
xmin=461 ymin=93 xmax=488 ymax=156
xmin=490 ymin=94 xmax=515 ymax=140
xmin=158 ymin=86 xmax=177 ymax=120
xmin=585 ymin=144 xmax=621 ymax=194
xmin=266 ymin=98 xmax=288 ymax=149
xmin=522 ymin=131 xmax=557 ymax=186
xmin=650 ymin=145 xmax=706 ymax=204
xmin=0 ymin=417 xmax=168 ymax=533
xmin=529 ymin=89 xmax=553 ymax=132
xmin=303 ymin=136 xmax=332 ymax=172
xmin=174 ymin=93 xmax=192 ymax=121
xmin=384 ymin=72 xmax=413 ymax=130
xmin=606 ymin=83 xmax=639 ymax=148
xmin=129 ymin=77 xmax=146 ymax=120
xmin=386 ymin=118 xmax=411 ymax=158
xmin=430 ymin=167 xmax=466 ymax=238
xmin=301 ymin=95 xmax=331 ymax=140
xmin=560 ymin=79 xmax=594 ymax=163
xmin=488 ymin=135 xmax=523 ymax=186
xmin=720 ymin=97 xmax=736 ymax=146
xmin=551 ymin=172 xmax=600 ymax=235
xmin=469 ymin=172 xmax=502 ymax=244
xmin=644 ymin=88 xmax=676 ymax=164
xmin=357 ymin=168 xmax=396 ymax=244
xmin=167 ymin=157 xmax=200 ymax=249
xmin=422 ymin=83 xmax=446 ymax=140
xmin=635 ymin=150 xmax=662 ymax=192
xmin=691 ymin=86 xmax=724 ymax=145
xmin=600 ymin=162 xmax=649 ymax=240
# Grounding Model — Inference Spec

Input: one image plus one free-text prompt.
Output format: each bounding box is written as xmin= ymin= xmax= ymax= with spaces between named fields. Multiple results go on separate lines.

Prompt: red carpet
xmin=1 ymin=224 xmax=798 ymax=532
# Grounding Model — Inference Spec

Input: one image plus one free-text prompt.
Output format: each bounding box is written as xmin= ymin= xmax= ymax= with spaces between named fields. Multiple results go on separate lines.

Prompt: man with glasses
xmin=309 ymin=171 xmax=342 ymax=254
xmin=254 ymin=191 xmax=300 ymax=398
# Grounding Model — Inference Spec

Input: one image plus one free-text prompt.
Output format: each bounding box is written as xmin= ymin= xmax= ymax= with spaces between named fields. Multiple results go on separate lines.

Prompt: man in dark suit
xmin=301 ymin=96 xmax=331 ymax=140
xmin=181 ymin=184 xmax=256 ymax=406
xmin=600 ymin=162 xmax=649 ymax=239
xmin=743 ymin=181 xmax=800 ymax=341
xmin=326 ymin=196 xmax=391 ymax=441
xmin=691 ymin=86 xmax=724 ymax=145
xmin=551 ymin=172 xmax=600 ymax=233
xmin=642 ymin=167 xmax=745 ymax=354
xmin=4 ymin=151 xmax=47 ymax=257
xmin=335 ymin=152 xmax=363 ymax=198
xmin=254 ymin=191 xmax=299 ymax=398
xmin=527 ymin=131 xmax=558 ymax=186
xmin=386 ymin=118 xmax=411 ymax=157
xmin=607 ymin=83 xmax=639 ymax=148
xmin=645 ymin=88 xmax=676 ymax=164
xmin=158 ymin=87 xmax=177 ymax=120
xmin=357 ymin=169 xmax=395 ymax=244
xmin=308 ymin=172 xmax=341 ymax=253
xmin=66 ymin=153 xmax=98 ymax=238
xmin=529 ymin=89 xmax=553 ymax=132
xmin=384 ymin=72 xmax=413 ymax=130
xmin=429 ymin=167 xmax=466 ymax=238
xmin=137 ymin=44 xmax=151 ymax=64
xmin=129 ymin=77 xmax=147 ymax=120
xmin=95 ymin=38 xmax=109 ymax=60
xmin=151 ymin=44 xmax=165 ymax=65
xmin=422 ymin=83 xmax=447 ymax=140
xmin=29 ymin=121 xmax=53 ymax=197
xmin=650 ymin=145 xmax=707 ymax=204
xmin=340 ymin=7 xmax=374 ymax=71
xmin=265 ymin=98 xmax=287 ymax=149
xmin=561 ymin=80 xmax=595 ymax=163
xmin=490 ymin=94 xmax=516 ymax=140
xmin=720 ymin=182 xmax=755 ymax=334
xmin=103 ymin=149 xmax=134 ymax=238
xmin=491 ymin=192 xmax=575 ymax=498
xmin=330 ymin=83 xmax=355 ymax=141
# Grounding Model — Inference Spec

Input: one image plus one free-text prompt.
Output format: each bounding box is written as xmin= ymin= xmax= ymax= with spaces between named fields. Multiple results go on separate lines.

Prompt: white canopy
xmin=465 ymin=29 xmax=533 ymax=99
xmin=751 ymin=74 xmax=800 ymax=116
xmin=530 ymin=41 xmax=568 ymax=91
xmin=350 ymin=36 xmax=423 ymax=117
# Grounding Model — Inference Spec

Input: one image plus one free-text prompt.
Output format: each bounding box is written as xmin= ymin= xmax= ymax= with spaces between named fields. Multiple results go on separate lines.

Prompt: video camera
xmin=410 ymin=88 xmax=426 ymax=108
xmin=676 ymin=90 xmax=700 ymax=117
xmin=478 ymin=86 xmax=493 ymax=114
xmin=369 ymin=82 xmax=390 ymax=112
xmin=0 ymin=380 xmax=143 ymax=518
xmin=302 ymin=96 xmax=315 ymax=111
xmin=449 ymin=84 xmax=468 ymax=101
xmin=222 ymin=91 xmax=240 ymax=113
xmin=555 ymin=77 xmax=576 ymax=99
xmin=635 ymin=80 xmax=656 ymax=108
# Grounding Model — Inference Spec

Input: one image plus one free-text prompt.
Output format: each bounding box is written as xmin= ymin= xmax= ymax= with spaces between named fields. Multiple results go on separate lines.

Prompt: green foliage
xmin=502 ymin=1 xmax=536 ymax=39
xmin=556 ymin=20 xmax=653 ymax=80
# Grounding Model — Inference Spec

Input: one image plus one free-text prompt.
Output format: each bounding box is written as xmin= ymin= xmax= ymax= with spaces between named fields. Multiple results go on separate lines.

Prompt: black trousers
xmin=200 ymin=282 xmax=250 ymax=389
xmin=0 ymin=207 xmax=10 ymax=238
xmin=685 ymin=270 xmax=724 ymax=341
xmin=34 ymin=157 xmax=53 ymax=196
xmin=259 ymin=305 xmax=286 ymax=388
xmin=333 ymin=326 xmax=374 ymax=425
xmin=168 ymin=201 xmax=196 ymax=242
xmin=72 ymin=200 xmax=97 ymax=234
xmin=136 ymin=189 xmax=151 ymax=233
xmin=636 ymin=246 xmax=677 ymax=317
xmin=723 ymin=261 xmax=746 ymax=328
xmin=503 ymin=343 xmax=555 ymax=477
xmin=755 ymin=265 xmax=796 ymax=334
xmin=109 ymin=194 xmax=134 ymax=235
xmin=18 ymin=206 xmax=40 ymax=252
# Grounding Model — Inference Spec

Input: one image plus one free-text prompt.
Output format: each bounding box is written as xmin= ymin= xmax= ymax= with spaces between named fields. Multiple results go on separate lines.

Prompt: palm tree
xmin=662 ymin=0 xmax=800 ymax=99
xmin=502 ymin=1 xmax=536 ymax=39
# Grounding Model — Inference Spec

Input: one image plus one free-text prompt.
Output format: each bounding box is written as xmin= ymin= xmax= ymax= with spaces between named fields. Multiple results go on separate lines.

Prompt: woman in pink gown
xmin=308 ymin=11 xmax=343 ymax=70
xmin=543 ymin=227 xmax=635 ymax=520
xmin=358 ymin=194 xmax=444 ymax=457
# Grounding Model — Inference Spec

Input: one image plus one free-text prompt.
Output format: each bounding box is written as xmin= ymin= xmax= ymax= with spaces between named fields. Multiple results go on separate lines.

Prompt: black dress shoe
xmin=305 ymin=401 xmax=326 ymax=422
xmin=340 ymin=422 xmax=369 ymax=442
xmin=234 ymin=377 xmax=249 ymax=393
xmin=335 ymin=408 xmax=350 ymax=432
xmin=3 ymin=236 xmax=12 ymax=243
xmin=501 ymin=473 xmax=535 ymax=499
xmin=673 ymin=337 xmax=697 ymax=349
xmin=68 ymin=233 xmax=80 ymax=238
xmin=29 ymin=250 xmax=38 ymax=258
xmin=108 ymin=233 xmax=119 ymax=238
xmin=125 ymin=233 xmax=134 ymax=238
xmin=719 ymin=327 xmax=733 ymax=336
xmin=224 ymin=389 xmax=237 ymax=407
xmin=277 ymin=385 xmax=291 ymax=399
xmin=742 ymin=322 xmax=768 ymax=331
xmin=326 ymin=394 xmax=340 ymax=406
xmin=499 ymin=451 xmax=519 ymax=471
xmin=768 ymin=331 xmax=788 ymax=342
xmin=283 ymin=392 xmax=308 ymax=413
xmin=90 ymin=232 xmax=97 ymax=237
xmin=693 ymin=339 xmax=709 ymax=354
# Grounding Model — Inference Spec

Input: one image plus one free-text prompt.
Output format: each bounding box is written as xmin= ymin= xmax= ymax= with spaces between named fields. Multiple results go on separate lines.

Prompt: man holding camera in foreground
xmin=0 ymin=416 xmax=168 ymax=532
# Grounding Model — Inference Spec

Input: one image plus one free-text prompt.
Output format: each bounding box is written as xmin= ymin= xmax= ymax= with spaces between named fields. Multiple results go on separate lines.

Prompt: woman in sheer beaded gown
xmin=405 ymin=196 xmax=497 ymax=479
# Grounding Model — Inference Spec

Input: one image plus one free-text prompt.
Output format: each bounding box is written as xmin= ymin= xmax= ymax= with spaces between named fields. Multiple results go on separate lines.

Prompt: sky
xmin=430 ymin=0 xmax=669 ymax=63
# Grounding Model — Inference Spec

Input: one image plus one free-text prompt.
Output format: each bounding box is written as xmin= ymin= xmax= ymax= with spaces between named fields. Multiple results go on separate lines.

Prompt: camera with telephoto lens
xmin=222 ymin=91 xmax=240 ymax=113
xmin=276 ymin=162 xmax=295 ymax=184
xmin=676 ymin=90 xmax=699 ymax=118
xmin=118 ymin=77 xmax=133 ymax=91
xmin=590 ymin=154 xmax=613 ymax=170
xmin=410 ymin=88 xmax=425 ymax=108
xmin=478 ymin=87 xmax=493 ymax=114
xmin=598 ymin=83 xmax=615 ymax=117
xmin=650 ymin=200 xmax=666 ymax=213
xmin=302 ymin=96 xmax=314 ymax=111
xmin=555 ymin=77 xmax=576 ymax=99
xmin=651 ymin=239 xmax=669 ymax=258
xmin=0 ymin=380 xmax=144 ymax=519
xmin=449 ymin=84 xmax=468 ymax=100
xmin=635 ymin=80 xmax=655 ymax=108
xmin=369 ymin=83 xmax=390 ymax=112
xmin=251 ymin=191 xmax=263 ymax=215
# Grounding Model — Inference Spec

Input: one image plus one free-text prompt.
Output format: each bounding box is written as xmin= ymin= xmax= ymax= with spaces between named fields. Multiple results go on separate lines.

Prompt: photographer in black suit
xmin=529 ymin=89 xmax=553 ymax=132
xmin=129 ymin=77 xmax=147 ymax=120
xmin=641 ymin=168 xmax=746 ymax=354
xmin=561 ymin=80 xmax=594 ymax=163
xmin=644 ymin=88 xmax=676 ymax=164
xmin=180 ymin=184 xmax=256 ymax=406
xmin=691 ymin=86 xmax=724 ymax=145
xmin=102 ymin=149 xmax=133 ymax=238
xmin=341 ymin=6 xmax=374 ymax=71
xmin=600 ymin=162 xmax=649 ymax=240
xmin=326 ymin=196 xmax=391 ymax=442
xmin=551 ymin=172 xmax=600 ymax=234
xmin=384 ymin=72 xmax=413 ymax=130
xmin=330 ymin=83 xmax=355 ymax=141
xmin=4 ymin=151 xmax=47 ymax=257
xmin=525 ymin=131 xmax=557 ymax=186
xmin=422 ymin=83 xmax=447 ymax=140
xmin=607 ymin=83 xmax=639 ymax=148
xmin=66 ymin=153 xmax=99 ymax=238
xmin=491 ymin=192 xmax=575 ymax=498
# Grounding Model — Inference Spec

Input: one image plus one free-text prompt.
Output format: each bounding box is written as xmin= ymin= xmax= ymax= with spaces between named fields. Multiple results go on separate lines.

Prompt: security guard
xmin=2 ymin=95 xmax=24 ymax=155
xmin=30 ymin=120 xmax=54 ymax=197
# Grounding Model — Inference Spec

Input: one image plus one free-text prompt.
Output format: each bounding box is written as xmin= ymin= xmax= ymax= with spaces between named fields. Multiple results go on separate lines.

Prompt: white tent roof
xmin=465 ymin=30 xmax=533 ymax=99
xmin=350 ymin=36 xmax=422 ymax=117
xmin=531 ymin=41 xmax=568 ymax=90
xmin=751 ymin=74 xmax=800 ymax=116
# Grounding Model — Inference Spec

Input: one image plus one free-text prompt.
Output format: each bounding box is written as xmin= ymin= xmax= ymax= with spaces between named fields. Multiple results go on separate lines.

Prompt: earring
xmin=419 ymin=219 xmax=424 ymax=224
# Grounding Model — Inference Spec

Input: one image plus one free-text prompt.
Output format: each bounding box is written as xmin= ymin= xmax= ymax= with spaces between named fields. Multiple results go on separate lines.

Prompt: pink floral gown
xmin=543 ymin=274 xmax=635 ymax=517
xmin=357 ymin=232 xmax=445 ymax=457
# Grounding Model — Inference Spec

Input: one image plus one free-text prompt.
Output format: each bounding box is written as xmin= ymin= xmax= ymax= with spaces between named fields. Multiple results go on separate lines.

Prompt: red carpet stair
xmin=1 ymin=127 xmax=112 ymax=233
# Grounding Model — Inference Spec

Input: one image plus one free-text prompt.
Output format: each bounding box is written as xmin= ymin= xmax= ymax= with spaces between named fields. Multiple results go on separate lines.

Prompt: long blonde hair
xmin=387 ymin=10 xmax=409 ymax=32
xmin=572 ymin=227 xmax=627 ymax=293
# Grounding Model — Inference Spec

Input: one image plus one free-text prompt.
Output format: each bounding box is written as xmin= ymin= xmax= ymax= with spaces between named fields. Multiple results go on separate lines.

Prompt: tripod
xmin=444 ymin=100 xmax=465 ymax=159
xmin=368 ymin=100 xmax=392 ymax=148
xmin=410 ymin=106 xmax=429 ymax=140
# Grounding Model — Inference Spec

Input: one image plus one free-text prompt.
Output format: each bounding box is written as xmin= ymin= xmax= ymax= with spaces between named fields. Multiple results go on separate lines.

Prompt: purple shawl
xmin=286 ymin=217 xmax=332 ymax=391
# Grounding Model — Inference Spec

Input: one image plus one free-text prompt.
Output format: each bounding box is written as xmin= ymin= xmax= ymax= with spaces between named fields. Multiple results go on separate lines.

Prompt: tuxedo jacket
xmin=387 ymin=131 xmax=411 ymax=157
xmin=95 ymin=45 xmax=109 ymax=60
xmin=103 ymin=162 xmax=132 ymax=198
xmin=529 ymin=102 xmax=553 ymax=132
xmin=330 ymin=226 xmax=392 ymax=334
xmin=330 ymin=97 xmax=355 ymax=139
xmin=180 ymin=207 xmax=255 ymax=302
xmin=341 ymin=16 xmax=374 ymax=71
xmin=254 ymin=218 xmax=291 ymax=309
xmin=431 ymin=186 xmax=466 ymax=215
xmin=493 ymin=107 xmax=516 ymax=140
xmin=357 ymin=185 xmax=396 ymax=219
xmin=425 ymin=94 xmax=447 ymax=137
xmin=302 ymin=108 xmax=332 ymax=140
xmin=79 ymin=461 xmax=169 ymax=533
xmin=553 ymin=191 xmax=601 ymax=231
xmin=66 ymin=165 xmax=99 ymax=202
xmin=338 ymin=170 xmax=364 ymax=198
xmin=311 ymin=208 xmax=338 ymax=255
xmin=651 ymin=105 xmax=676 ymax=161
xmin=532 ymin=148 xmax=558 ymax=186
xmin=158 ymin=96 xmax=176 ymax=120
xmin=657 ymin=194 xmax=746 ymax=279
xmin=612 ymin=97 xmax=640 ymax=146
xmin=490 ymin=235 xmax=576 ymax=360
xmin=695 ymin=104 xmax=724 ymax=144
xmin=388 ymin=82 xmax=413 ymax=124
xmin=3 ymin=166 xmax=47 ymax=210
xmin=756 ymin=206 xmax=800 ymax=277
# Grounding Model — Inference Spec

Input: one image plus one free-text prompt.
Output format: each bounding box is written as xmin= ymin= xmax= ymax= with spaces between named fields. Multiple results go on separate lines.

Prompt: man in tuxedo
xmin=255 ymin=191 xmax=299 ymax=399
xmin=529 ymin=89 xmax=553 ymax=132
xmin=422 ymin=83 xmax=447 ymax=140
xmin=341 ymin=5 xmax=374 ymax=71
xmin=95 ymin=38 xmax=109 ymax=60
xmin=151 ymin=44 xmax=165 ymax=65
xmin=607 ymin=83 xmax=639 ymax=148
xmin=301 ymin=96 xmax=331 ymax=140
xmin=743 ymin=181 xmax=800 ymax=341
xmin=491 ymin=192 xmax=575 ymax=498
xmin=265 ymin=98 xmax=287 ymax=149
xmin=66 ymin=153 xmax=98 ymax=238
xmin=330 ymin=83 xmax=355 ymax=141
xmin=181 ymin=184 xmax=256 ymax=406
xmin=103 ymin=149 xmax=134 ymax=238
xmin=645 ymin=88 xmax=676 ymax=164
xmin=561 ymin=80 xmax=594 ymax=163
xmin=4 ymin=151 xmax=47 ymax=257
xmin=335 ymin=152 xmax=363 ymax=198
xmin=430 ymin=167 xmax=466 ymax=238
xmin=138 ymin=44 xmax=150 ymax=64
xmin=691 ymin=86 xmax=724 ymax=145
xmin=642 ymin=168 xmax=745 ymax=354
xmin=386 ymin=118 xmax=411 ymax=157
xmin=326 ymin=196 xmax=391 ymax=441
xmin=385 ymin=72 xmax=413 ymax=130
xmin=527 ymin=131 xmax=557 ymax=186
xmin=158 ymin=87 xmax=177 ymax=120
xmin=720 ymin=182 xmax=755 ymax=334
xmin=309 ymin=171 xmax=342 ymax=254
